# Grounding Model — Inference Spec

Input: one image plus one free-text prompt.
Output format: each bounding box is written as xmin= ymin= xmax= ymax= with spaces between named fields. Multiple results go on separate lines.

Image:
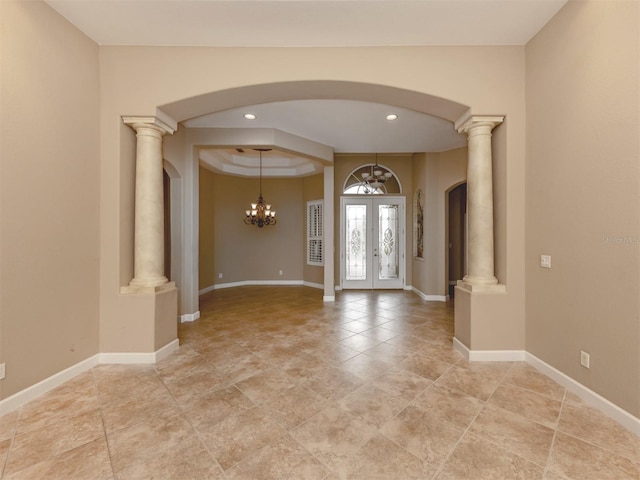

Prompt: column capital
xmin=456 ymin=115 xmax=504 ymax=135
xmin=123 ymin=116 xmax=175 ymax=136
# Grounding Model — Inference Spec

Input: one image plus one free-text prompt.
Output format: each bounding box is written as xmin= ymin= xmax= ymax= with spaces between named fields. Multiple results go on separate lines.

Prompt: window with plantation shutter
xmin=307 ymin=200 xmax=323 ymax=266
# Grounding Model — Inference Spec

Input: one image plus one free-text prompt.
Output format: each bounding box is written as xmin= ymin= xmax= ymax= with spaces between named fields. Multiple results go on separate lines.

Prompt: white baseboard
xmin=303 ymin=281 xmax=324 ymax=290
xmin=180 ymin=311 xmax=200 ymax=323
xmin=323 ymin=296 xmax=336 ymax=302
xmin=526 ymin=352 xmax=640 ymax=436
xmin=0 ymin=355 xmax=99 ymax=415
xmin=412 ymin=287 xmax=447 ymax=302
xmin=452 ymin=338 xmax=639 ymax=435
xmin=0 ymin=339 xmax=180 ymax=416
xmin=452 ymin=338 xmax=526 ymax=361
xmin=200 ymin=280 xmax=311 ymax=294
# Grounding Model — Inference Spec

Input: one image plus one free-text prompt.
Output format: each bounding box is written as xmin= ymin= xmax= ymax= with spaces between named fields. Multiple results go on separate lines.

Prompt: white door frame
xmin=340 ymin=196 xmax=405 ymax=289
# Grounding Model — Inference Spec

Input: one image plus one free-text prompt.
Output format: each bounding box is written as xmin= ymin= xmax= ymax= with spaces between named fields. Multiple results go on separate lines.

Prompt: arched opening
xmin=158 ymin=80 xmax=471 ymax=318
xmin=343 ymin=163 xmax=402 ymax=195
xmin=446 ymin=181 xmax=467 ymax=299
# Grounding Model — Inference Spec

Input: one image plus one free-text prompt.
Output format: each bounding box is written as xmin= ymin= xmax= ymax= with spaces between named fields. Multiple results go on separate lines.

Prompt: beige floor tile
xmin=199 ymin=406 xmax=288 ymax=471
xmin=338 ymin=333 xmax=383 ymax=353
xmin=5 ymin=287 xmax=634 ymax=480
xmin=548 ymin=432 xmax=639 ymax=480
xmin=226 ymin=434 xmax=328 ymax=480
xmin=235 ymin=367 xmax=299 ymax=404
xmin=337 ymin=383 xmax=405 ymax=428
xmin=100 ymin=384 xmax=177 ymax=434
xmin=304 ymin=366 xmax=364 ymax=401
xmin=16 ymin=375 xmax=99 ymax=435
xmin=503 ymin=363 xmax=566 ymax=401
xmin=339 ymin=433 xmax=439 ymax=480
xmin=107 ymin=407 xmax=196 ymax=473
xmin=381 ymin=405 xmax=465 ymax=465
xmin=279 ymin=351 xmax=328 ymax=382
xmin=469 ymin=403 xmax=555 ymax=466
xmin=0 ymin=411 xmax=19 ymax=442
xmin=399 ymin=353 xmax=453 ymax=381
xmin=436 ymin=433 xmax=544 ymax=480
xmin=113 ymin=436 xmax=223 ymax=480
xmin=413 ymin=384 xmax=485 ymax=429
xmin=362 ymin=342 xmax=410 ymax=364
xmin=4 ymin=437 xmax=112 ymax=480
xmin=154 ymin=347 xmax=214 ymax=383
xmin=5 ymin=408 xmax=104 ymax=476
xmin=557 ymin=402 xmax=640 ymax=462
xmin=163 ymin=367 xmax=230 ymax=403
xmin=371 ymin=366 xmax=432 ymax=402
xmin=291 ymin=406 xmax=377 ymax=472
xmin=339 ymin=354 xmax=393 ymax=381
xmin=181 ymin=385 xmax=255 ymax=431
xmin=489 ymin=383 xmax=562 ymax=429
xmin=260 ymin=384 xmax=328 ymax=430
xmin=435 ymin=364 xmax=503 ymax=401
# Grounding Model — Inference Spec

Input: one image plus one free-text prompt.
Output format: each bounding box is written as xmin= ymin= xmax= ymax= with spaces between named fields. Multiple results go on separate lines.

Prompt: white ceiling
xmin=45 ymin=0 xmax=567 ymax=176
xmin=45 ymin=0 xmax=567 ymax=47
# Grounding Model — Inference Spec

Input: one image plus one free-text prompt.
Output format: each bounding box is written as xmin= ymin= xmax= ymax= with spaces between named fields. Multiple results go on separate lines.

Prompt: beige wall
xmin=0 ymin=1 xmax=101 ymax=398
xmin=199 ymin=171 xmax=304 ymax=287
xmin=199 ymin=167 xmax=217 ymax=289
xmin=419 ymin=148 xmax=467 ymax=297
xmin=411 ymin=149 xmax=468 ymax=298
xmin=526 ymin=0 xmax=640 ymax=416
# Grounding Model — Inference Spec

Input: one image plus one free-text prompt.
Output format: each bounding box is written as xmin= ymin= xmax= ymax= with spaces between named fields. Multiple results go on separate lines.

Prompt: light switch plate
xmin=540 ymin=255 xmax=552 ymax=268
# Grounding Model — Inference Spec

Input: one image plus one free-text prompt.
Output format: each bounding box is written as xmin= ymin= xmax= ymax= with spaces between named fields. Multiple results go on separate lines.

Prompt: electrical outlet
xmin=278 ymin=270 xmax=283 ymax=276
xmin=218 ymin=273 xmax=223 ymax=279
xmin=580 ymin=351 xmax=590 ymax=368
xmin=0 ymin=363 xmax=5 ymax=380
xmin=540 ymin=255 xmax=552 ymax=268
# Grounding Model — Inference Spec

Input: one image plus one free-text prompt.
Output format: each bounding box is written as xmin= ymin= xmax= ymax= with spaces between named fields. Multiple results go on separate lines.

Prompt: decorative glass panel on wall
xmin=307 ymin=200 xmax=323 ymax=265
xmin=378 ymin=204 xmax=399 ymax=280
xmin=345 ymin=204 xmax=367 ymax=280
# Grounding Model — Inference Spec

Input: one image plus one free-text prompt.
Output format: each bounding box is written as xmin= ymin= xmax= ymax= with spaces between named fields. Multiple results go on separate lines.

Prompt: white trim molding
xmin=0 ymin=339 xmax=180 ymax=416
xmin=180 ymin=311 xmax=200 ymax=323
xmin=452 ymin=338 xmax=640 ymax=435
xmin=412 ymin=287 xmax=448 ymax=302
xmin=526 ymin=352 xmax=640 ymax=436
xmin=200 ymin=280 xmax=315 ymax=294
xmin=0 ymin=355 xmax=99 ymax=415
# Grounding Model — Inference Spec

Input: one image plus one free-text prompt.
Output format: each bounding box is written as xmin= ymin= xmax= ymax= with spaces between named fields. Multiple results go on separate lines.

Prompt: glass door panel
xmin=345 ymin=204 xmax=368 ymax=281
xmin=376 ymin=204 xmax=399 ymax=282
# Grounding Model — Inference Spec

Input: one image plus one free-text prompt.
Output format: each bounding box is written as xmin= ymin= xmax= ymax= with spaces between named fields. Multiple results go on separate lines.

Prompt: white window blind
xmin=307 ymin=200 xmax=323 ymax=266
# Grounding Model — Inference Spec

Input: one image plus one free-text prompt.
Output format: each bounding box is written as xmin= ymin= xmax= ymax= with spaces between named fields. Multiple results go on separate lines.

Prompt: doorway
xmin=447 ymin=182 xmax=467 ymax=298
xmin=340 ymin=196 xmax=405 ymax=289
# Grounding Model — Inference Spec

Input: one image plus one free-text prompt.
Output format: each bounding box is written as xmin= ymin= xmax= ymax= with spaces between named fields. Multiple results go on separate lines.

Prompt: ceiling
xmin=45 ymin=0 xmax=567 ymax=177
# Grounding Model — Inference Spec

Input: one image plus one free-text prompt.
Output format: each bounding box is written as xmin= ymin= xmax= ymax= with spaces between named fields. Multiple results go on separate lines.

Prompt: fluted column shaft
xmin=457 ymin=116 xmax=503 ymax=288
xmin=124 ymin=117 xmax=174 ymax=288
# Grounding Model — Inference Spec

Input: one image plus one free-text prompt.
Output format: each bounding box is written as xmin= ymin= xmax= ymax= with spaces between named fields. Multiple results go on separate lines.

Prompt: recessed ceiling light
xmin=386 ymin=114 xmax=398 ymax=121
xmin=243 ymin=113 xmax=257 ymax=120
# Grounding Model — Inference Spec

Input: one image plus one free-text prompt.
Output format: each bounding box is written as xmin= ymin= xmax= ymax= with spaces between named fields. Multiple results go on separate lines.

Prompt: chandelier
xmin=360 ymin=154 xmax=393 ymax=193
xmin=244 ymin=149 xmax=277 ymax=228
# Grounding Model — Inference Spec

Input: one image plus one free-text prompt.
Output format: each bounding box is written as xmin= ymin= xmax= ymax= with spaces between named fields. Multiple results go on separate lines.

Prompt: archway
xmin=156 ymin=81 xmax=471 ymax=320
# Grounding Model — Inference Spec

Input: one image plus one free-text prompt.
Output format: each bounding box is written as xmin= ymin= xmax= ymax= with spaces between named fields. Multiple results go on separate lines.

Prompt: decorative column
xmin=123 ymin=116 xmax=175 ymax=290
xmin=457 ymin=115 xmax=504 ymax=291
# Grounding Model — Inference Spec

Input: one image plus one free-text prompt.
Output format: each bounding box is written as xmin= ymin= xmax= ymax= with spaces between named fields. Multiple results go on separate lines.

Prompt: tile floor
xmin=0 ymin=286 xmax=638 ymax=479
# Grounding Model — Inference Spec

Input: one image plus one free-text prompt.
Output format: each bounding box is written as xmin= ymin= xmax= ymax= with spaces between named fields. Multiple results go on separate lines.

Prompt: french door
xmin=340 ymin=196 xmax=405 ymax=289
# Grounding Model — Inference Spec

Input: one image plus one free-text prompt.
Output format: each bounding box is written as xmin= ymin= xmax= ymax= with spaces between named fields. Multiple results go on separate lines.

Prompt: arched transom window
xmin=343 ymin=164 xmax=402 ymax=194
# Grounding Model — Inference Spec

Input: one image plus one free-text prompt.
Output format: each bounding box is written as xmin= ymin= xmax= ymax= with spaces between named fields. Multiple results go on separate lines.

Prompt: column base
xmin=121 ymin=281 xmax=175 ymax=295
xmin=127 ymin=275 xmax=169 ymax=289
xmin=457 ymin=279 xmax=506 ymax=293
